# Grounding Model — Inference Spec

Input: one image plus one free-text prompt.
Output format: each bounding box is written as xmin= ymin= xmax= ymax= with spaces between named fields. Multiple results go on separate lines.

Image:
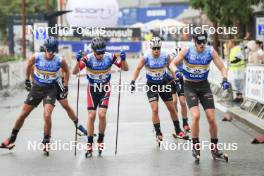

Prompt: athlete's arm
xmin=72 ymin=60 xmax=86 ymax=75
xmin=167 ymin=55 xmax=176 ymax=78
xmin=113 ymin=54 xmax=129 ymax=71
xmin=25 ymin=54 xmax=35 ymax=80
xmin=212 ymin=49 xmax=228 ymax=79
xmin=61 ymin=58 xmax=70 ymax=86
xmin=169 ymin=48 xmax=187 ymax=73
xmin=131 ymin=57 xmax=145 ymax=81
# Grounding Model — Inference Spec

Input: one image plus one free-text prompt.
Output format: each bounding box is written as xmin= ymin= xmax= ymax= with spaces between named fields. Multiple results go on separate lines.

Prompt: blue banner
xmin=59 ymin=41 xmax=141 ymax=53
xmin=118 ymin=5 xmax=189 ymax=26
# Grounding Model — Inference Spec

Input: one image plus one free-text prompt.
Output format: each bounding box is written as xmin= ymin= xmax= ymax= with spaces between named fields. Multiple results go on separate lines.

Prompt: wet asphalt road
xmin=0 ymin=59 xmax=263 ymax=176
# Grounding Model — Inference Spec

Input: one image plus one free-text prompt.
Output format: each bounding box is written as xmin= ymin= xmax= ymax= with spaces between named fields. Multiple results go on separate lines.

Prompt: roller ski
xmin=97 ymin=142 xmax=105 ymax=156
xmin=42 ymin=140 xmax=50 ymax=156
xmin=172 ymin=131 xmax=189 ymax=140
xmin=0 ymin=138 xmax=15 ymax=150
xmin=210 ymin=144 xmax=228 ymax=162
xmin=85 ymin=143 xmax=93 ymax=158
xmin=156 ymin=133 xmax=163 ymax=147
xmin=192 ymin=144 xmax=200 ymax=164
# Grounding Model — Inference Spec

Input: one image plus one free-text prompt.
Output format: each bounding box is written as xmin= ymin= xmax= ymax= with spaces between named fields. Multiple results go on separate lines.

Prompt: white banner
xmin=245 ymin=65 xmax=264 ymax=103
xmin=65 ymin=0 xmax=119 ymax=27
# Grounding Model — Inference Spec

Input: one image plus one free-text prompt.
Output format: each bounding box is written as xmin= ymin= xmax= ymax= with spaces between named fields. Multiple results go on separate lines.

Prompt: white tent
xmin=161 ymin=18 xmax=186 ymax=28
xmin=176 ymin=8 xmax=201 ymax=20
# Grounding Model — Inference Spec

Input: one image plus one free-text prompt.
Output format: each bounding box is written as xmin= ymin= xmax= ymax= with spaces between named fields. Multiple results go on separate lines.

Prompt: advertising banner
xmin=245 ymin=65 xmax=264 ymax=103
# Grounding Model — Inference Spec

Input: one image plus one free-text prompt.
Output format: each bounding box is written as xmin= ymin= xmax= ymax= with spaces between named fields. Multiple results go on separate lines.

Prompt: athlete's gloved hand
xmin=120 ymin=51 xmax=126 ymax=61
xmin=221 ymin=78 xmax=231 ymax=90
xmin=175 ymin=70 xmax=183 ymax=80
xmin=130 ymin=80 xmax=136 ymax=93
xmin=24 ymin=79 xmax=31 ymax=91
xmin=76 ymin=50 xmax=83 ymax=62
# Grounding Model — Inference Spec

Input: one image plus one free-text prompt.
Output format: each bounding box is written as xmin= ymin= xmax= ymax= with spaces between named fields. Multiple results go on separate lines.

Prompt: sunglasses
xmin=95 ymin=50 xmax=105 ymax=55
xmin=196 ymin=40 xmax=207 ymax=45
xmin=46 ymin=48 xmax=56 ymax=53
xmin=152 ymin=47 xmax=161 ymax=50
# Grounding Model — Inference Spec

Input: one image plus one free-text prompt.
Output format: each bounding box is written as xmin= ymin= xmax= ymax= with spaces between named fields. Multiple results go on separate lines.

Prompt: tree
xmin=0 ymin=0 xmax=57 ymax=41
xmin=190 ymin=0 xmax=263 ymax=49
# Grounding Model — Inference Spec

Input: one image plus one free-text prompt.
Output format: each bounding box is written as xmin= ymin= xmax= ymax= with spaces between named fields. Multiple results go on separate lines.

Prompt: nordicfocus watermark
xmin=159 ymin=140 xmax=238 ymax=151
xmin=30 ymin=24 xmax=106 ymax=37
xmin=160 ymin=24 xmax=238 ymax=36
xmin=27 ymin=140 xmax=105 ymax=152
xmin=89 ymin=81 xmax=172 ymax=93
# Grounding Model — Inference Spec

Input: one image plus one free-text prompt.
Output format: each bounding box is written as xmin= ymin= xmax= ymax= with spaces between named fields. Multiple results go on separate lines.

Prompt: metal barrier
xmin=209 ymin=62 xmax=264 ymax=119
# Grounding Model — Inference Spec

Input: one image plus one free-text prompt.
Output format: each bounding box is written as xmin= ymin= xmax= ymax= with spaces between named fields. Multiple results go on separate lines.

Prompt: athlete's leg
xmin=43 ymin=104 xmax=55 ymax=137
xmin=13 ymin=104 xmax=35 ymax=130
xmin=87 ymin=110 xmax=96 ymax=136
xmin=190 ymin=106 xmax=200 ymax=138
xmin=7 ymin=104 xmax=35 ymax=144
xmin=172 ymin=94 xmax=178 ymax=112
xmin=164 ymin=100 xmax=179 ymax=121
xmin=179 ymin=96 xmax=188 ymax=119
xmin=97 ymin=108 xmax=107 ymax=145
xmin=59 ymin=99 xmax=76 ymax=121
xmin=98 ymin=108 xmax=107 ymax=134
xmin=205 ymin=109 xmax=218 ymax=138
xmin=150 ymin=101 xmax=160 ymax=124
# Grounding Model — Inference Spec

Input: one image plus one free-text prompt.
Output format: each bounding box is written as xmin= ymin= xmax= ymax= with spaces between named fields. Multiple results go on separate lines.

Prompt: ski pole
xmin=75 ymin=61 xmax=80 ymax=156
xmin=115 ymin=70 xmax=122 ymax=155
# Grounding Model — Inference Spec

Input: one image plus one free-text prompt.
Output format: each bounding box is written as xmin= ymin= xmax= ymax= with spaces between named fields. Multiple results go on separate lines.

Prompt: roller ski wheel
xmin=211 ymin=144 xmax=228 ymax=163
xmin=0 ymin=138 xmax=15 ymax=150
xmin=85 ymin=143 xmax=93 ymax=158
xmin=156 ymin=133 xmax=163 ymax=147
xmin=97 ymin=142 xmax=105 ymax=156
xmin=172 ymin=131 xmax=189 ymax=140
xmin=192 ymin=144 xmax=200 ymax=164
xmin=183 ymin=125 xmax=191 ymax=133
xmin=43 ymin=143 xmax=50 ymax=157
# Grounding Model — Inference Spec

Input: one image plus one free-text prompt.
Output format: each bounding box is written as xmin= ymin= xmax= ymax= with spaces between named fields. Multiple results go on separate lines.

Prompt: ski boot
xmin=172 ymin=130 xmax=189 ymax=140
xmin=85 ymin=143 xmax=93 ymax=158
xmin=97 ymin=142 xmax=105 ymax=156
xmin=156 ymin=132 xmax=163 ymax=147
xmin=77 ymin=125 xmax=88 ymax=136
xmin=192 ymin=143 xmax=200 ymax=164
xmin=183 ymin=123 xmax=191 ymax=133
xmin=0 ymin=138 xmax=15 ymax=150
xmin=210 ymin=143 xmax=228 ymax=162
xmin=77 ymin=125 xmax=96 ymax=137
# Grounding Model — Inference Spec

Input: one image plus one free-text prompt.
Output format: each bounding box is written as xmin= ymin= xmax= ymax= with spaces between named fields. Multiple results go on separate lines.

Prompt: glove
xmin=76 ymin=50 xmax=83 ymax=62
xmin=175 ymin=71 xmax=183 ymax=80
xmin=59 ymin=85 xmax=68 ymax=99
xmin=221 ymin=78 xmax=231 ymax=90
xmin=120 ymin=51 xmax=126 ymax=61
xmin=63 ymin=86 xmax=68 ymax=97
xmin=25 ymin=79 xmax=31 ymax=91
xmin=130 ymin=80 xmax=136 ymax=93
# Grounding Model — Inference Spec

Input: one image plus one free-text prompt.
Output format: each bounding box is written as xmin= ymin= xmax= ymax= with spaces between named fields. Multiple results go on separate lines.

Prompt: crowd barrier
xmin=208 ymin=62 xmax=264 ymax=119
xmin=0 ymin=60 xmax=24 ymax=91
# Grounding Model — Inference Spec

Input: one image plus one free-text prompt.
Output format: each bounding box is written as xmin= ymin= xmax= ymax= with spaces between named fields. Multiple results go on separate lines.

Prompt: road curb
xmin=215 ymin=102 xmax=264 ymax=134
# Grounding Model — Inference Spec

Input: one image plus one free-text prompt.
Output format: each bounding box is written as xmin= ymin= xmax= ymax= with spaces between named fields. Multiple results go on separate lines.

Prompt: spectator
xmin=247 ymin=40 xmax=264 ymax=64
xmin=256 ymin=40 xmax=264 ymax=64
xmin=227 ymin=39 xmax=246 ymax=103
